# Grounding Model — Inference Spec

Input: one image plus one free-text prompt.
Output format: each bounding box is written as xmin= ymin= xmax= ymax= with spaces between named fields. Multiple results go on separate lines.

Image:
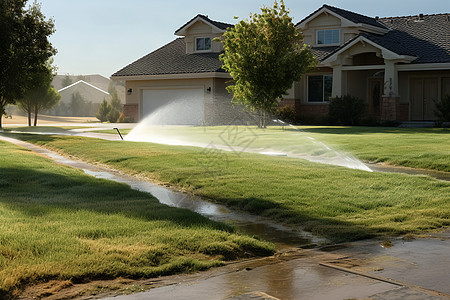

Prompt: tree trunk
xmin=33 ymin=104 xmax=38 ymax=126
xmin=28 ymin=110 xmax=32 ymax=126
xmin=33 ymin=111 xmax=38 ymax=126
xmin=0 ymin=114 xmax=2 ymax=129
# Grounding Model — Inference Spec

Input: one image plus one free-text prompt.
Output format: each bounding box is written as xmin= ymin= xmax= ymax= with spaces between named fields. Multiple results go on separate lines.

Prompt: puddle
xmin=0 ymin=135 xmax=325 ymax=249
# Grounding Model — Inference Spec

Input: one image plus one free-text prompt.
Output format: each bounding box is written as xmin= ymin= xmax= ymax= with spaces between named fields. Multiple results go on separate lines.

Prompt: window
xmin=196 ymin=37 xmax=211 ymax=51
xmin=308 ymin=75 xmax=333 ymax=102
xmin=317 ymin=29 xmax=340 ymax=45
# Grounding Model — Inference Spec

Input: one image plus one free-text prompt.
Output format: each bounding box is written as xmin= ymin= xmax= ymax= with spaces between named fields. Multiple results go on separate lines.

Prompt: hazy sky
xmin=38 ymin=0 xmax=449 ymax=78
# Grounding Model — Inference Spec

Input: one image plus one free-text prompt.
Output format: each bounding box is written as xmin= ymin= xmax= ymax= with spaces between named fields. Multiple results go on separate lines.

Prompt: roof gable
xmin=58 ymin=80 xmax=109 ymax=95
xmin=175 ymin=14 xmax=233 ymax=36
xmin=297 ymin=4 xmax=388 ymax=33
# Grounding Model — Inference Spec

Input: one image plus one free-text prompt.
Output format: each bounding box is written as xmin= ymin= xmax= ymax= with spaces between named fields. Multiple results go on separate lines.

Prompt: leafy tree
xmin=96 ymin=98 xmax=111 ymax=122
xmin=61 ymin=74 xmax=73 ymax=88
xmin=0 ymin=0 xmax=56 ymax=128
xmin=219 ymin=0 xmax=315 ymax=128
xmin=17 ymin=59 xmax=60 ymax=126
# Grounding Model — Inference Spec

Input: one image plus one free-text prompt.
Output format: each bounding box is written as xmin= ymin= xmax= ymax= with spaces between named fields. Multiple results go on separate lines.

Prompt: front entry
xmin=368 ymin=78 xmax=382 ymax=119
xmin=410 ymin=78 xmax=438 ymax=121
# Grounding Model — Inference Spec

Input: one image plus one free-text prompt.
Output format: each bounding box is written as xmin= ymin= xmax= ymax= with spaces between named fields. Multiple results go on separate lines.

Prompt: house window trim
xmin=307 ymin=74 xmax=333 ymax=103
xmin=316 ymin=29 xmax=340 ymax=47
xmin=195 ymin=37 xmax=212 ymax=52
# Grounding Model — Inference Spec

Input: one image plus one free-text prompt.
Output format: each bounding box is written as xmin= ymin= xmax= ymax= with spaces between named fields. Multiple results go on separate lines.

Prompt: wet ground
xmin=1 ymin=130 xmax=449 ymax=299
xmin=98 ymin=232 xmax=449 ymax=300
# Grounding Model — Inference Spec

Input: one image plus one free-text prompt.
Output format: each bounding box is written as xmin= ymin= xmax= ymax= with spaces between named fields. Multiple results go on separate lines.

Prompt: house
xmin=112 ymin=5 xmax=450 ymax=124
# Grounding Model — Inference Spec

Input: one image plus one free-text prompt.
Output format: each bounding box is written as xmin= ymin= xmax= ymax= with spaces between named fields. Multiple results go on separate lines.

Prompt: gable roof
xmin=297 ymin=4 xmax=388 ymax=31
xmin=321 ymin=13 xmax=450 ymax=65
xmin=58 ymin=80 xmax=109 ymax=94
xmin=111 ymin=38 xmax=225 ymax=77
xmin=175 ymin=14 xmax=233 ymax=36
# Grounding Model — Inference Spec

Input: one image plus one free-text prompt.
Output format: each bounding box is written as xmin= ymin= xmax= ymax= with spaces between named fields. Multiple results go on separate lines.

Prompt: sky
xmin=37 ymin=0 xmax=450 ymax=78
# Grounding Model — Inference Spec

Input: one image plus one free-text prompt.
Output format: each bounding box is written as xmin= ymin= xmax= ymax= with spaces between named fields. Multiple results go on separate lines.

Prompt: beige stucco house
xmin=112 ymin=5 xmax=450 ymax=124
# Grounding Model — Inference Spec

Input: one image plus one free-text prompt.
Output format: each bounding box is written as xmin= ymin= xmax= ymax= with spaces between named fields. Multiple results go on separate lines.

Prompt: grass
xmin=94 ymin=125 xmax=450 ymax=172
xmin=0 ymin=140 xmax=274 ymax=299
xmin=12 ymin=133 xmax=450 ymax=243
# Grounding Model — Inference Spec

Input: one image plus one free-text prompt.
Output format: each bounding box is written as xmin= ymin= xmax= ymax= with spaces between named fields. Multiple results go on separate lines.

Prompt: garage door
xmin=142 ymin=88 xmax=204 ymax=125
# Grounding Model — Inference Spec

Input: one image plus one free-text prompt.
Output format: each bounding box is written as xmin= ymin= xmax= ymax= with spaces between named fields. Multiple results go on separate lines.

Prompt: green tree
xmin=110 ymin=89 xmax=122 ymax=112
xmin=107 ymin=107 xmax=120 ymax=123
xmin=0 ymin=0 xmax=56 ymax=128
xmin=219 ymin=0 xmax=315 ymax=128
xmin=96 ymin=98 xmax=111 ymax=122
xmin=17 ymin=59 xmax=60 ymax=126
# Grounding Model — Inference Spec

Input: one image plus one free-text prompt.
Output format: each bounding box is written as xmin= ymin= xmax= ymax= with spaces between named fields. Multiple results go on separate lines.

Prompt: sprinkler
xmin=113 ymin=128 xmax=123 ymax=140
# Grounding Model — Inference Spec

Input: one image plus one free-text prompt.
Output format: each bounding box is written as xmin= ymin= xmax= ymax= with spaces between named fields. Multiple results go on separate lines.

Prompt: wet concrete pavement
xmin=99 ymin=233 xmax=449 ymax=300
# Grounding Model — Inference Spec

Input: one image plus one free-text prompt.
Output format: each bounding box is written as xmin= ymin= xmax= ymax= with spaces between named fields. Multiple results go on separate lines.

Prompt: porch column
xmin=383 ymin=60 xmax=399 ymax=97
xmin=381 ymin=60 xmax=400 ymax=121
xmin=332 ymin=65 xmax=342 ymax=98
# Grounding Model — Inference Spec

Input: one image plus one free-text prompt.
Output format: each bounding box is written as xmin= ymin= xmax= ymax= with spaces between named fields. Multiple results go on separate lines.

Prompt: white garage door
xmin=142 ymin=88 xmax=204 ymax=125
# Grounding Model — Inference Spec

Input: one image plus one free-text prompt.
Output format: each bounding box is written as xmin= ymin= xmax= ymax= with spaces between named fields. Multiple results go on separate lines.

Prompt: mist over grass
xmin=96 ymin=126 xmax=450 ymax=172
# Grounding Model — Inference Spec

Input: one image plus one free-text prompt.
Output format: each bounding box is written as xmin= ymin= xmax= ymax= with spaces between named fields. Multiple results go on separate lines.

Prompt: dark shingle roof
xmin=376 ymin=14 xmax=450 ymax=63
xmin=297 ymin=4 xmax=388 ymax=29
xmin=311 ymin=46 xmax=340 ymax=61
xmin=112 ymin=38 xmax=225 ymax=77
xmin=320 ymin=13 xmax=450 ymax=64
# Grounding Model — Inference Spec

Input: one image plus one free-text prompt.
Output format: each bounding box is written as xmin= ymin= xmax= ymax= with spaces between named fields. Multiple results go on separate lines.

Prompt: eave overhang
xmin=321 ymin=35 xmax=417 ymax=66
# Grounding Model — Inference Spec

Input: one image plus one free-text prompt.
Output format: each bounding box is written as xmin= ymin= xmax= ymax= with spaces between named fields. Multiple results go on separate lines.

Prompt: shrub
xmin=434 ymin=94 xmax=450 ymax=123
xmin=107 ymin=107 xmax=120 ymax=123
xmin=96 ymin=99 xmax=111 ymax=122
xmin=275 ymin=105 xmax=296 ymax=123
xmin=328 ymin=95 xmax=366 ymax=125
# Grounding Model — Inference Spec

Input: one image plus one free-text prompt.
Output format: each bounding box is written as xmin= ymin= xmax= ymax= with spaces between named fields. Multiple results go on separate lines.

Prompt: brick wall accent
xmin=123 ymin=104 xmax=139 ymax=122
xmin=381 ymin=97 xmax=403 ymax=121
xmin=296 ymin=104 xmax=329 ymax=116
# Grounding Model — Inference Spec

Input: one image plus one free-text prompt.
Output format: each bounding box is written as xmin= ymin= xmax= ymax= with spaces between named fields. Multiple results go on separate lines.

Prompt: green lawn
xmin=97 ymin=126 xmax=450 ymax=172
xmin=0 ymin=140 xmax=274 ymax=299
xmin=13 ymin=132 xmax=450 ymax=243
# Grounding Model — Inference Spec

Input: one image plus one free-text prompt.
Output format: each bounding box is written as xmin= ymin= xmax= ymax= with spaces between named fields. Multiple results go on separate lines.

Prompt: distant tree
xmin=96 ymin=98 xmax=111 ymax=122
xmin=110 ymin=90 xmax=122 ymax=112
xmin=219 ymin=0 xmax=315 ymax=128
xmin=70 ymin=92 xmax=86 ymax=116
xmin=0 ymin=0 xmax=56 ymax=128
xmin=76 ymin=75 xmax=88 ymax=82
xmin=61 ymin=74 xmax=73 ymax=88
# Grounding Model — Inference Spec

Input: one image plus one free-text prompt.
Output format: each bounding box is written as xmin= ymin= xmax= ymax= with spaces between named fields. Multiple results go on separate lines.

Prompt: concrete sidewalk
xmin=101 ymin=232 xmax=449 ymax=300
